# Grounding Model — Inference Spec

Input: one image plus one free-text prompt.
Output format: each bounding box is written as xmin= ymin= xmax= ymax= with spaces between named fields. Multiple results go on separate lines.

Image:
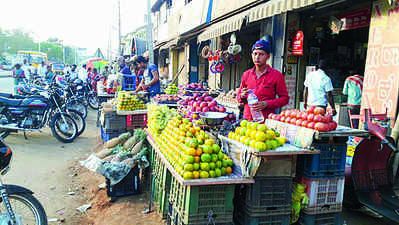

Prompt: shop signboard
xmin=292 ymin=31 xmax=304 ymax=55
xmin=362 ymin=0 xmax=399 ymax=124
xmin=339 ymin=9 xmax=371 ymax=31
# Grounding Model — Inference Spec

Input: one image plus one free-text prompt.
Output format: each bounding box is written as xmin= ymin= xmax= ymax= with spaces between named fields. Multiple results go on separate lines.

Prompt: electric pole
xmin=146 ymin=0 xmax=154 ymax=64
xmin=118 ymin=0 xmax=121 ymax=56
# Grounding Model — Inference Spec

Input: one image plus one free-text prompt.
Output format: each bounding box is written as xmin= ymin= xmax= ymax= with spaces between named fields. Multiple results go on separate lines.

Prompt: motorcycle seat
xmin=0 ymin=97 xmax=23 ymax=106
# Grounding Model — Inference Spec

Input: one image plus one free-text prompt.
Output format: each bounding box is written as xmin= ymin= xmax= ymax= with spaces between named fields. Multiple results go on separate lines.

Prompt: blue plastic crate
xmin=100 ymin=126 xmax=124 ymax=142
xmin=297 ymin=143 xmax=347 ymax=178
xmin=122 ymin=75 xmax=137 ymax=91
xmin=299 ymin=212 xmax=341 ymax=225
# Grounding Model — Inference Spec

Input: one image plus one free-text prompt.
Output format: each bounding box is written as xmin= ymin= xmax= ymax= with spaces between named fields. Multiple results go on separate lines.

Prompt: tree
xmin=0 ymin=27 xmax=84 ymax=64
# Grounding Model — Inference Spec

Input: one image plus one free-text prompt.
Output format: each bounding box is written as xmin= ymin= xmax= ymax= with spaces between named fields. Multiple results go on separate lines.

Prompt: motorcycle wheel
xmin=50 ymin=113 xmax=78 ymax=143
xmin=68 ymin=99 xmax=88 ymax=119
xmin=66 ymin=109 xmax=86 ymax=136
xmin=0 ymin=192 xmax=48 ymax=225
xmin=87 ymin=94 xmax=99 ymax=110
xmin=0 ymin=114 xmax=10 ymax=139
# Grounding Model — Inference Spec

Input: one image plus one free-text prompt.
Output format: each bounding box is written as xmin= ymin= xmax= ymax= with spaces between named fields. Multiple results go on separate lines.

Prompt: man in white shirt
xmin=303 ymin=60 xmax=336 ymax=115
xmin=69 ymin=64 xmax=78 ymax=80
xmin=38 ymin=61 xmax=47 ymax=78
xmin=78 ymin=64 xmax=88 ymax=82
xmin=21 ymin=59 xmax=31 ymax=81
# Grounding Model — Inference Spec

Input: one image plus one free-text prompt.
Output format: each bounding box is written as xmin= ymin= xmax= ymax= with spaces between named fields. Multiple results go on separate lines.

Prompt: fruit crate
xmin=299 ymin=212 xmax=341 ymax=225
xmin=105 ymin=166 xmax=141 ymax=197
xmin=100 ymin=126 xmax=125 ymax=142
xmin=153 ymin=178 xmax=171 ymax=219
xmin=103 ymin=114 xmax=127 ymax=130
xmin=126 ymin=113 xmax=147 ymax=130
xmin=122 ymin=74 xmax=137 ymax=91
xmin=168 ymin=201 xmax=233 ymax=225
xmin=233 ymin=205 xmax=290 ymax=225
xmin=255 ymin=155 xmax=296 ymax=178
xmin=168 ymin=177 xmax=235 ymax=225
xmin=297 ymin=143 xmax=347 ymax=178
xmin=298 ymin=175 xmax=344 ymax=214
xmin=235 ymin=177 xmax=292 ymax=212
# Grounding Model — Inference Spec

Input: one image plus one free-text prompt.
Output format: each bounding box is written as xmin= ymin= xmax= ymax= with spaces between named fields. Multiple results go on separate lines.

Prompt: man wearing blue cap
xmin=237 ymin=39 xmax=289 ymax=121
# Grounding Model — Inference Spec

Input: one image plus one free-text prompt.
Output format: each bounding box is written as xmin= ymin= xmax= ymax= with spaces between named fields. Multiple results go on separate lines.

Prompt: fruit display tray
xmin=145 ymin=130 xmax=254 ymax=186
xmin=116 ymin=109 xmax=148 ymax=115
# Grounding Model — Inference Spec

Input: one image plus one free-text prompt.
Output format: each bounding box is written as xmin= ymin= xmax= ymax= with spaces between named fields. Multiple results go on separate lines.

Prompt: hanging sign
xmin=339 ymin=9 xmax=371 ymax=30
xmin=292 ymin=31 xmax=304 ymax=55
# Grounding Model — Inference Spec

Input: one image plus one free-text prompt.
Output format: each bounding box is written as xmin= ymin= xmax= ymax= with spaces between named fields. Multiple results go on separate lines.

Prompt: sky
xmin=0 ymin=0 xmax=147 ymax=57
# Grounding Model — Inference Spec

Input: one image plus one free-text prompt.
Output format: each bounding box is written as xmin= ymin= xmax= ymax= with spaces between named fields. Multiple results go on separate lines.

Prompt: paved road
xmin=0 ymin=76 xmax=13 ymax=93
xmin=0 ymin=70 xmax=12 ymax=77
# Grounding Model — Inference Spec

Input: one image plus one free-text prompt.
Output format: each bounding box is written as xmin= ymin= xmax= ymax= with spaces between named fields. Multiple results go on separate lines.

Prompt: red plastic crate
xmin=126 ymin=114 xmax=147 ymax=130
xmin=299 ymin=176 xmax=344 ymax=214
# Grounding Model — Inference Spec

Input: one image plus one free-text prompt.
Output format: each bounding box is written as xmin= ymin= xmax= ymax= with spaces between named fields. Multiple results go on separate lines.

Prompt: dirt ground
xmin=4 ymin=110 xmax=164 ymax=225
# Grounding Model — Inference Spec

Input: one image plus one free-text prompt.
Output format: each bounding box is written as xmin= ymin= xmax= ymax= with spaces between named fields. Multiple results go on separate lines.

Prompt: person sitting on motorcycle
xmin=45 ymin=65 xmax=54 ymax=83
xmin=12 ymin=64 xmax=25 ymax=94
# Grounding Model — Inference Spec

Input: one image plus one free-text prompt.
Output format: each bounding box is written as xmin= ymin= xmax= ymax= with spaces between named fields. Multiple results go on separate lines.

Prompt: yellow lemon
xmin=235 ymin=127 xmax=242 ymax=135
xmin=255 ymin=142 xmax=267 ymax=152
xmin=255 ymin=131 xmax=267 ymax=142
xmin=257 ymin=124 xmax=268 ymax=132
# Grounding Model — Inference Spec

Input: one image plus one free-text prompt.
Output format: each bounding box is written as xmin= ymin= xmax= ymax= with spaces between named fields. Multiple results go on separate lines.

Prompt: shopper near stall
xmin=303 ymin=60 xmax=337 ymax=115
xmin=237 ymin=39 xmax=289 ymax=121
xmin=102 ymin=66 xmax=111 ymax=78
xmin=342 ymin=70 xmax=363 ymax=128
xmin=135 ymin=56 xmax=160 ymax=98
xmin=118 ymin=57 xmax=132 ymax=75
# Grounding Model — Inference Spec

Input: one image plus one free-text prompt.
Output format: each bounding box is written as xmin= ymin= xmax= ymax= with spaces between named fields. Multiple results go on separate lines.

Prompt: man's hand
xmin=251 ymin=101 xmax=268 ymax=111
xmin=240 ymin=88 xmax=250 ymax=99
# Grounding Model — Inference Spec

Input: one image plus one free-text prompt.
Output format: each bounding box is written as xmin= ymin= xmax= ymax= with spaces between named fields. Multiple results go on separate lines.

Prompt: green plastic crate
xmin=168 ymin=176 xmax=235 ymax=225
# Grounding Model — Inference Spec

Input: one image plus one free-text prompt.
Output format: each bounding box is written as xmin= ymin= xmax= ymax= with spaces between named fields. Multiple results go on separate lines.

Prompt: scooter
xmin=344 ymin=108 xmax=399 ymax=222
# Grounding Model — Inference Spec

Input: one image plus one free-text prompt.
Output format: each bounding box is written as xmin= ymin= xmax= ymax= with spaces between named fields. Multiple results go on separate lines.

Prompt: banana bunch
xmin=148 ymin=104 xmax=178 ymax=135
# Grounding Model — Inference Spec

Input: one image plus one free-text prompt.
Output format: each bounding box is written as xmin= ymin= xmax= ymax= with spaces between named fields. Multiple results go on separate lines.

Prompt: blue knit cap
xmin=251 ymin=39 xmax=271 ymax=54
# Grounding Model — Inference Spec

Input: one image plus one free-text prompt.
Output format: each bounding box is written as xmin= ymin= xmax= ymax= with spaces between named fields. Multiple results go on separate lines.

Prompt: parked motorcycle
xmin=344 ymin=108 xmax=399 ymax=222
xmin=0 ymin=83 xmax=78 ymax=143
xmin=70 ymin=79 xmax=98 ymax=110
xmin=0 ymin=139 xmax=48 ymax=224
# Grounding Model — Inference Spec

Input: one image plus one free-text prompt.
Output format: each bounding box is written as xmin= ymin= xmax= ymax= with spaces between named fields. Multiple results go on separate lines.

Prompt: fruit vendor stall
xmin=144 ymin=97 xmax=372 ymax=225
xmin=90 ymin=79 xmax=373 ymax=225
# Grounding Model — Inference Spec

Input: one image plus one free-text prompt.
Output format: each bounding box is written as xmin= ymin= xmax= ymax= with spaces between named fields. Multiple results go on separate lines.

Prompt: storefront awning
xmin=248 ymin=0 xmax=327 ymax=23
xmin=160 ymin=38 xmax=179 ymax=50
xmin=197 ymin=11 xmax=247 ymax=43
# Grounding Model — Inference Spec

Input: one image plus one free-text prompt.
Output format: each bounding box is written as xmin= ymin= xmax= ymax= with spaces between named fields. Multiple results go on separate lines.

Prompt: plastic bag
xmin=97 ymin=161 xmax=131 ymax=185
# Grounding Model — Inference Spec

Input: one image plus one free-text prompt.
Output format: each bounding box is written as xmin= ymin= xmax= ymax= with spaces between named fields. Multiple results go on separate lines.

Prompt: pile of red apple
xmin=268 ymin=106 xmax=338 ymax=132
xmin=152 ymin=94 xmax=180 ymax=103
xmin=178 ymin=93 xmax=227 ymax=113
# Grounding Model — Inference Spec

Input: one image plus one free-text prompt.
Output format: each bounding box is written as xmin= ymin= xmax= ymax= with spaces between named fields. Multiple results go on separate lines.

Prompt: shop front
xmin=284 ymin=0 xmax=372 ymax=125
